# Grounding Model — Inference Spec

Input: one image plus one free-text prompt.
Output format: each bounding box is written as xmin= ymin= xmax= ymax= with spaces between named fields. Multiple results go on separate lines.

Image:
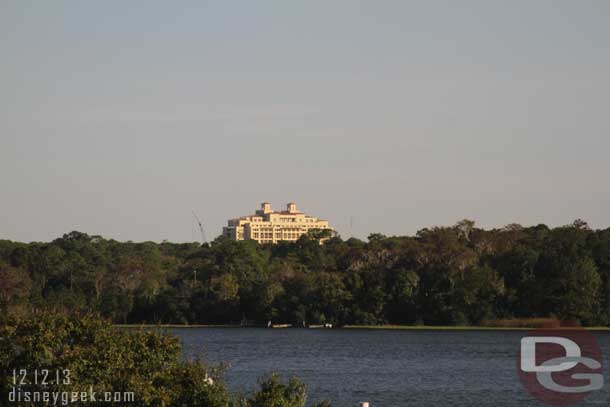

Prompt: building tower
xmin=223 ymin=201 xmax=333 ymax=244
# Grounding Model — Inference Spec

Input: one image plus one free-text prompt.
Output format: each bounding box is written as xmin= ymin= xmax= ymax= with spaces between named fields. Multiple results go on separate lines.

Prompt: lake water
xmin=173 ymin=328 xmax=610 ymax=407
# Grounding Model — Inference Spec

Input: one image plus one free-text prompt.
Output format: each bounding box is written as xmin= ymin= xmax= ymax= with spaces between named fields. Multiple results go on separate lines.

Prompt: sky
xmin=1 ymin=1 xmax=609 ymax=243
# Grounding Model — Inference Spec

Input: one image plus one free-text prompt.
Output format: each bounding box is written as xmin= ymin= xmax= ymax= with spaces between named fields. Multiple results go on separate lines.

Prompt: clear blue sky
xmin=1 ymin=1 xmax=609 ymax=242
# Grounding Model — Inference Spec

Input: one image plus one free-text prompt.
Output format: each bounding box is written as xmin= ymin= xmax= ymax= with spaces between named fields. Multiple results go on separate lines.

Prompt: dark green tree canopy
xmin=1 ymin=220 xmax=609 ymax=327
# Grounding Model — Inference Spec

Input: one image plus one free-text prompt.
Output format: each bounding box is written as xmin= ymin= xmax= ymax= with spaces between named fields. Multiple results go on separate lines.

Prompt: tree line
xmin=1 ymin=219 xmax=610 ymax=326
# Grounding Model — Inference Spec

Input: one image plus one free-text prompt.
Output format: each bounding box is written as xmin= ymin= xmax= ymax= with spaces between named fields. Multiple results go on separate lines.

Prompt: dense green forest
xmin=1 ymin=219 xmax=610 ymax=326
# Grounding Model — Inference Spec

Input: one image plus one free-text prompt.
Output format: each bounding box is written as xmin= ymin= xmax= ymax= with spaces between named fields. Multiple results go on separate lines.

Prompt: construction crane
xmin=192 ymin=210 xmax=207 ymax=244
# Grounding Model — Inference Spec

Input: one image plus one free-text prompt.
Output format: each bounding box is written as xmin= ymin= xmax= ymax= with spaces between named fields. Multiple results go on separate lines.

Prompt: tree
xmin=496 ymin=245 xmax=539 ymax=317
xmin=455 ymin=219 xmax=476 ymax=241
xmin=453 ymin=266 xmax=505 ymax=324
xmin=0 ymin=312 xmax=327 ymax=407
xmin=246 ymin=374 xmax=307 ymax=407
xmin=536 ymin=226 xmax=602 ymax=324
xmin=384 ymin=267 xmax=419 ymax=324
xmin=1 ymin=223 xmax=609 ymax=327
xmin=0 ymin=263 xmax=32 ymax=318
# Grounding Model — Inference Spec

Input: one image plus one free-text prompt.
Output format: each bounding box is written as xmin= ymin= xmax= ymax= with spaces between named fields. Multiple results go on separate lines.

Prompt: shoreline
xmin=115 ymin=324 xmax=610 ymax=331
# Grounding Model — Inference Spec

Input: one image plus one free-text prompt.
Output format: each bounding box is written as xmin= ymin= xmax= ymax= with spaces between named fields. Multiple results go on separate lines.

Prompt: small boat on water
xmin=308 ymin=323 xmax=333 ymax=329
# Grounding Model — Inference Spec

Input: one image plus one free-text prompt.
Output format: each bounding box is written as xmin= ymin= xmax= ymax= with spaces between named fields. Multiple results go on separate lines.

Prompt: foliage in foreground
xmin=2 ymin=219 xmax=610 ymax=326
xmin=0 ymin=313 xmax=328 ymax=407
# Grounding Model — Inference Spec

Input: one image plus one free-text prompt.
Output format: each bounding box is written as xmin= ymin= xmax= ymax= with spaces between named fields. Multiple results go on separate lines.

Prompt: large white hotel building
xmin=223 ymin=202 xmax=333 ymax=244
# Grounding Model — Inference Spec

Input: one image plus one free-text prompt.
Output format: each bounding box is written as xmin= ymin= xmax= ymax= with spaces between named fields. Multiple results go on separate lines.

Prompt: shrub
xmin=0 ymin=313 xmax=329 ymax=407
xmin=0 ymin=312 xmax=231 ymax=407
xmin=246 ymin=374 xmax=306 ymax=407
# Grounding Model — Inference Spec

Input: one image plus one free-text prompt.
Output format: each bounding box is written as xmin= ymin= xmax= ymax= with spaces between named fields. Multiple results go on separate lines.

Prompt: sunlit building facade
xmin=223 ymin=202 xmax=333 ymax=244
